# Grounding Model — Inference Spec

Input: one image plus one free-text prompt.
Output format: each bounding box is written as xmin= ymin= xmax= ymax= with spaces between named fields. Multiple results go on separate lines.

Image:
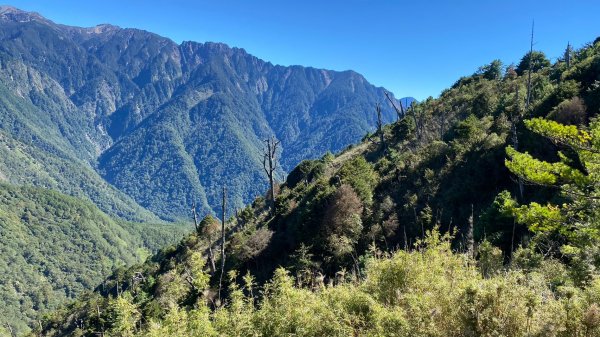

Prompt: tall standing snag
xmin=466 ymin=204 xmax=474 ymax=258
xmin=191 ymin=202 xmax=200 ymax=233
xmin=526 ymin=21 xmax=535 ymax=109
xmin=192 ymin=203 xmax=216 ymax=274
xmin=201 ymin=216 xmax=218 ymax=274
xmin=511 ymin=86 xmax=525 ymax=201
xmin=384 ymin=90 xmax=404 ymax=121
xmin=564 ymin=42 xmax=572 ymax=69
xmin=439 ymin=108 xmax=447 ymax=140
xmin=375 ymin=103 xmax=387 ymax=153
xmin=410 ymin=102 xmax=422 ymax=143
xmin=385 ymin=91 xmax=423 ymax=141
xmin=262 ymin=136 xmax=280 ymax=213
xmin=218 ymin=185 xmax=227 ymax=302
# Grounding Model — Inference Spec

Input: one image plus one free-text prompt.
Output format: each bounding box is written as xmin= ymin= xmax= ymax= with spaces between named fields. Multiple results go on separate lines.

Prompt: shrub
xmin=548 ymin=96 xmax=587 ymax=125
xmin=338 ymin=157 xmax=378 ymax=204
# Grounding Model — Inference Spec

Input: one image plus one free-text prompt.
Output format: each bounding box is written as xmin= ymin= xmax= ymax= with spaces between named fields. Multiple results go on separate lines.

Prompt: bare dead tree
xmin=408 ymin=101 xmax=422 ymax=143
xmin=37 ymin=320 xmax=45 ymax=337
xmin=439 ymin=109 xmax=446 ymax=140
xmin=5 ymin=323 xmax=14 ymax=337
xmin=403 ymin=224 xmax=408 ymax=250
xmin=218 ymin=185 xmax=227 ymax=303
xmin=565 ymin=42 xmax=572 ymax=69
xmin=262 ymin=136 xmax=280 ymax=213
xmin=511 ymin=218 xmax=517 ymax=255
xmin=375 ymin=103 xmax=387 ymax=153
xmin=526 ymin=20 xmax=535 ymax=109
xmin=191 ymin=202 xmax=200 ymax=233
xmin=511 ymin=86 xmax=525 ymax=201
xmin=205 ymin=235 xmax=217 ymax=275
xmin=384 ymin=91 xmax=422 ymax=142
xmin=192 ymin=203 xmax=216 ymax=274
xmin=384 ymin=90 xmax=404 ymax=121
xmin=205 ymin=229 xmax=218 ymax=275
xmin=466 ymin=204 xmax=474 ymax=259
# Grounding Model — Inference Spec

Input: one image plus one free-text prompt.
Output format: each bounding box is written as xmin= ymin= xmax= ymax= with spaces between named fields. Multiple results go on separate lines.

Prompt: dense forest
xmin=30 ymin=37 xmax=600 ymax=336
xmin=0 ymin=184 xmax=189 ymax=335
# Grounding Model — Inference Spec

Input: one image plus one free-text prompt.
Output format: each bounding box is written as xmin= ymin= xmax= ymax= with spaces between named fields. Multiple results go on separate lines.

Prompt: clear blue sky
xmin=5 ymin=0 xmax=600 ymax=100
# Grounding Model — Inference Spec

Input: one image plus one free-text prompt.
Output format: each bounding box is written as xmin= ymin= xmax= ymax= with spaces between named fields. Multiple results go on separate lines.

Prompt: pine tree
xmin=505 ymin=117 xmax=600 ymax=243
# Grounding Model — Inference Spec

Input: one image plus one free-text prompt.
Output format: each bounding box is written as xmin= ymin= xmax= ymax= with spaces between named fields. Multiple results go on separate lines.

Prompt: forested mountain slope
xmin=36 ymin=37 xmax=600 ymax=337
xmin=0 ymin=183 xmax=188 ymax=335
xmin=0 ymin=6 xmax=409 ymax=220
xmin=0 ymin=6 xmax=418 ymax=334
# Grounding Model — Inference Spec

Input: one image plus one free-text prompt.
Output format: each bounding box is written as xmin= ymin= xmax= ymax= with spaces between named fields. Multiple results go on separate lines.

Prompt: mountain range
xmin=0 ymin=5 xmax=413 ymax=220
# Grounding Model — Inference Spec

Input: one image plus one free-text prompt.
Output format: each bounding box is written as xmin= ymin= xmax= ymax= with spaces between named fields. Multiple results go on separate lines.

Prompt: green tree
xmin=108 ymin=293 xmax=140 ymax=337
xmin=505 ymin=117 xmax=600 ymax=243
xmin=323 ymin=184 xmax=364 ymax=269
xmin=516 ymin=51 xmax=551 ymax=75
xmin=478 ymin=59 xmax=503 ymax=80
xmin=338 ymin=157 xmax=378 ymax=204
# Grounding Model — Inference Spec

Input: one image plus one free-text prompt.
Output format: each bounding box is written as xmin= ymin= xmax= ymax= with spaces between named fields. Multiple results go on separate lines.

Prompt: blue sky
xmin=6 ymin=0 xmax=599 ymax=100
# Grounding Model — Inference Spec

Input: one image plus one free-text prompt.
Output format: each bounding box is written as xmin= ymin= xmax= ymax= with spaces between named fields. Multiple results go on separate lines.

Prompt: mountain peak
xmin=0 ymin=5 xmax=48 ymax=23
xmin=82 ymin=23 xmax=121 ymax=34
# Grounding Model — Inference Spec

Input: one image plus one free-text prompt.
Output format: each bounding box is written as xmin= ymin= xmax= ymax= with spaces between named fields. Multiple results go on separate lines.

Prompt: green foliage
xmin=0 ymin=183 xmax=186 ymax=335
xmin=323 ymin=184 xmax=364 ymax=259
xmin=40 ymin=230 xmax=600 ymax=336
xmin=477 ymin=59 xmax=503 ymax=80
xmin=505 ymin=146 xmax=586 ymax=186
xmin=506 ymin=117 xmax=600 ymax=241
xmin=511 ymin=245 xmax=543 ymax=272
xmin=286 ymin=158 xmax=326 ymax=189
xmin=512 ymin=202 xmax=564 ymax=233
xmin=108 ymin=293 xmax=140 ymax=337
xmin=516 ymin=51 xmax=552 ymax=75
xmin=0 ymin=130 xmax=158 ymax=222
xmin=472 ymin=90 xmax=498 ymax=117
xmin=526 ymin=117 xmax=593 ymax=149
xmin=199 ymin=215 xmax=220 ymax=237
xmin=477 ymin=240 xmax=504 ymax=278
xmin=338 ymin=157 xmax=378 ymax=204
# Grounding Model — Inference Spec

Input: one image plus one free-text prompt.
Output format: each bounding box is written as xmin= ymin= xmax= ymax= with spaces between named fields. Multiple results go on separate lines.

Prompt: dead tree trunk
xmin=5 ymin=323 xmax=14 ymax=337
xmin=192 ymin=203 xmax=216 ymax=274
xmin=512 ymin=86 xmax=525 ymax=200
xmin=375 ymin=103 xmax=387 ymax=153
xmin=206 ymin=235 xmax=216 ymax=275
xmin=565 ymin=42 xmax=572 ymax=69
xmin=403 ymin=225 xmax=408 ymax=250
xmin=384 ymin=90 xmax=404 ymax=121
xmin=439 ymin=109 xmax=446 ymax=140
xmin=217 ymin=186 xmax=227 ymax=303
xmin=466 ymin=204 xmax=474 ymax=259
xmin=262 ymin=136 xmax=280 ymax=214
xmin=385 ymin=91 xmax=414 ymax=142
xmin=511 ymin=218 xmax=517 ymax=254
xmin=526 ymin=21 xmax=535 ymax=109
xmin=383 ymin=91 xmax=421 ymax=142
xmin=410 ymin=103 xmax=422 ymax=143
xmin=191 ymin=202 xmax=200 ymax=233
